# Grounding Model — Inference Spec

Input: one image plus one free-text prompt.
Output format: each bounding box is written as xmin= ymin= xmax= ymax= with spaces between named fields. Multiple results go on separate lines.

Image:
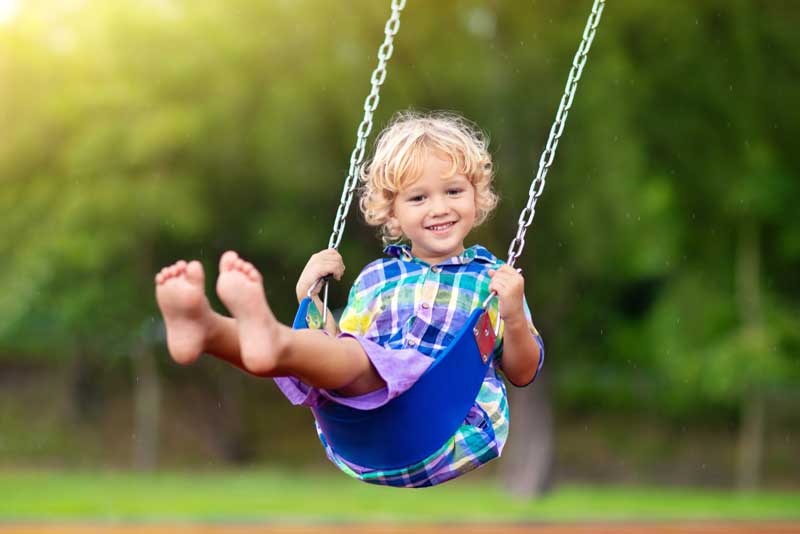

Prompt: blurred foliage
xmin=0 ymin=0 xmax=798 ymax=422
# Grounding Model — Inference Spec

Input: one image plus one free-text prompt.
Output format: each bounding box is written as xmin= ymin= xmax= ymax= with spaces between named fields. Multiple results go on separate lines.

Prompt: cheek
xmin=390 ymin=208 xmax=415 ymax=232
xmin=466 ymin=197 xmax=479 ymax=220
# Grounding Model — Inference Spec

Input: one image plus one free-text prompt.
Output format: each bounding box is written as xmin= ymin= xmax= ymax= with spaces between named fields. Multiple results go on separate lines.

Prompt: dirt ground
xmin=2 ymin=522 xmax=799 ymax=534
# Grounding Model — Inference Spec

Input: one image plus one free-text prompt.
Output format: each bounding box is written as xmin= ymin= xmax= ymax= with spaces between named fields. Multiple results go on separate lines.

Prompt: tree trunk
xmin=734 ymin=221 xmax=764 ymax=489
xmin=214 ymin=370 xmax=250 ymax=464
xmin=66 ymin=347 xmax=98 ymax=423
xmin=499 ymin=371 xmax=554 ymax=497
xmin=737 ymin=390 xmax=765 ymax=490
xmin=132 ymin=339 xmax=161 ymax=471
xmin=132 ymin=239 xmax=161 ymax=471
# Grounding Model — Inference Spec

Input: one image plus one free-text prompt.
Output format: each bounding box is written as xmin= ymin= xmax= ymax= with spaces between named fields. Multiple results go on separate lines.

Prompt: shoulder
xmin=466 ymin=244 xmax=504 ymax=271
xmin=351 ymin=256 xmax=409 ymax=293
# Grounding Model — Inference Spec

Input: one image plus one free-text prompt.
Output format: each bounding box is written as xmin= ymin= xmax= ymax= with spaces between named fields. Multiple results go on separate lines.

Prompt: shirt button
xmin=421 ymin=303 xmax=430 ymax=310
xmin=408 ymin=340 xmax=416 ymax=347
xmin=431 ymin=266 xmax=441 ymax=273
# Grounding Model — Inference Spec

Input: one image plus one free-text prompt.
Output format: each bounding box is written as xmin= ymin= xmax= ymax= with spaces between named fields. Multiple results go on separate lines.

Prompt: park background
xmin=0 ymin=0 xmax=799 ymax=522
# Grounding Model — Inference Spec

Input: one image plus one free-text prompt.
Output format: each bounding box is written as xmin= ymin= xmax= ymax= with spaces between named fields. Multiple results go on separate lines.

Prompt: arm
xmin=497 ymin=310 xmax=542 ymax=387
xmin=488 ymin=265 xmax=543 ymax=387
xmin=295 ymin=248 xmax=345 ymax=336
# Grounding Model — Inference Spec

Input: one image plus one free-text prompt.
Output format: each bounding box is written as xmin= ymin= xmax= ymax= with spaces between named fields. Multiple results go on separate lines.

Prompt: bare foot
xmin=216 ymin=251 xmax=285 ymax=374
xmin=155 ymin=260 xmax=212 ymax=365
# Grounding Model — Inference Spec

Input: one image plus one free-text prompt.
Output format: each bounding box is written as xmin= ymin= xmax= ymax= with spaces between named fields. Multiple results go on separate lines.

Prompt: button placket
xmin=416 ymin=269 xmax=438 ymax=346
xmin=404 ymin=267 xmax=424 ymax=349
xmin=409 ymin=266 xmax=438 ymax=348
xmin=419 ymin=273 xmax=437 ymax=318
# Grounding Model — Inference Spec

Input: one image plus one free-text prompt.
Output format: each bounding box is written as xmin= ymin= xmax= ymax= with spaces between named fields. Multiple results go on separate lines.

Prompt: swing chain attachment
xmin=320 ymin=0 xmax=406 ymax=325
xmin=506 ymin=0 xmax=605 ymax=269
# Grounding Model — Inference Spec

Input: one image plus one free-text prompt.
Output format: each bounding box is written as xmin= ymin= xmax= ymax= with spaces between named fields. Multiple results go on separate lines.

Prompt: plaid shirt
xmin=313 ymin=244 xmax=544 ymax=488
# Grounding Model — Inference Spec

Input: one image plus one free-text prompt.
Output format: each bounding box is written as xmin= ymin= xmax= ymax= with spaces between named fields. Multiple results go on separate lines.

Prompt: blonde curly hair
xmin=359 ymin=110 xmax=498 ymax=244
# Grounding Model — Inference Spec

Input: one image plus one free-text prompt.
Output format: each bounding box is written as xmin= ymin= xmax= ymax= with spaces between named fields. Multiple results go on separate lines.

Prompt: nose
xmin=429 ymin=195 xmax=450 ymax=216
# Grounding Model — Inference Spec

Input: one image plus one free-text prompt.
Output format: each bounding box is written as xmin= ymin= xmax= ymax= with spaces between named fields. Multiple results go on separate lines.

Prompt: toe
xmin=220 ymin=251 xmax=239 ymax=271
xmin=185 ymin=261 xmax=205 ymax=285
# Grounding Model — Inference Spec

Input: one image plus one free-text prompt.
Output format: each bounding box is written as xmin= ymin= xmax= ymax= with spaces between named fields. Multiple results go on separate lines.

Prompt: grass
xmin=1 ymin=469 xmax=799 ymax=522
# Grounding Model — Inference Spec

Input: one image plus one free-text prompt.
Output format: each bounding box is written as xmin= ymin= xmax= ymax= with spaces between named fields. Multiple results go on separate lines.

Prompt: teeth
xmin=429 ymin=222 xmax=453 ymax=231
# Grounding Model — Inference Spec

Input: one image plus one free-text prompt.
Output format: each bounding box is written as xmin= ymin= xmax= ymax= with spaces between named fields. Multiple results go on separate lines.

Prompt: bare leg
xmin=216 ymin=251 xmax=385 ymax=396
xmin=155 ymin=260 xmax=251 ymax=373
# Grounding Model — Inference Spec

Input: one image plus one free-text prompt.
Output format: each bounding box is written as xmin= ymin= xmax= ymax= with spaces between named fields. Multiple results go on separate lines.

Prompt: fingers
xmin=488 ymin=265 xmax=525 ymax=300
xmin=488 ymin=265 xmax=524 ymax=282
xmin=310 ymin=248 xmax=345 ymax=280
xmin=489 ymin=279 xmax=514 ymax=296
xmin=298 ymin=249 xmax=346 ymax=300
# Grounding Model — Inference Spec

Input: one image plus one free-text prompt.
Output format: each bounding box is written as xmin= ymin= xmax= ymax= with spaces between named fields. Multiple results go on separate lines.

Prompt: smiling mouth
xmin=426 ymin=222 xmax=456 ymax=232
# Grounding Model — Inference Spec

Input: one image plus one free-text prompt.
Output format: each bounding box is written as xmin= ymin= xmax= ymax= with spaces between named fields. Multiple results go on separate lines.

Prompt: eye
xmin=447 ymin=188 xmax=464 ymax=196
xmin=407 ymin=194 xmax=425 ymax=203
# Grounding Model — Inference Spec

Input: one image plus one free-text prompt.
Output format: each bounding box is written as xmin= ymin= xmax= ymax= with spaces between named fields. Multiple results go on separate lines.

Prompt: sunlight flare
xmin=0 ymin=0 xmax=19 ymax=25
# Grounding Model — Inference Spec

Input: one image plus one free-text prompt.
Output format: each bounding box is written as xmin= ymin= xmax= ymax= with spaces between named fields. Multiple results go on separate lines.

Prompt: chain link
xmin=316 ymin=0 xmax=602 ymax=319
xmin=319 ymin=0 xmax=405 ymax=322
xmin=327 ymin=0 xmax=406 ymax=251
xmin=506 ymin=0 xmax=605 ymax=267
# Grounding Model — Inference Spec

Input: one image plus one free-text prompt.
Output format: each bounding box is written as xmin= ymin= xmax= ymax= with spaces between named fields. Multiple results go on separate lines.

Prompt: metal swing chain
xmin=316 ymin=0 xmax=406 ymax=323
xmin=328 ymin=0 xmax=406 ymax=252
xmin=481 ymin=0 xmax=604 ymax=337
xmin=505 ymin=0 xmax=605 ymax=268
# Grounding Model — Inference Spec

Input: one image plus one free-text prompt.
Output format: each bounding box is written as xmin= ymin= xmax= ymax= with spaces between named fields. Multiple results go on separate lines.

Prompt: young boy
xmin=155 ymin=111 xmax=543 ymax=486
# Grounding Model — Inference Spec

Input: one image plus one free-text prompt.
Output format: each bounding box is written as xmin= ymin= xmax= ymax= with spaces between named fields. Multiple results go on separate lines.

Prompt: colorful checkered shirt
xmin=312 ymin=244 xmax=544 ymax=488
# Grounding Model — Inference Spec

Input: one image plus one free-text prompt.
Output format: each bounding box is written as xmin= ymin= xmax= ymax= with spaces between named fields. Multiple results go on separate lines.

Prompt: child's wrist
xmin=502 ymin=310 xmax=528 ymax=330
xmin=296 ymin=278 xmax=315 ymax=302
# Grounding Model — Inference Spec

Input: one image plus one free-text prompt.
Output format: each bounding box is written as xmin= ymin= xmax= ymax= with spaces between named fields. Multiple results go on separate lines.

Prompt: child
xmin=155 ymin=111 xmax=544 ymax=487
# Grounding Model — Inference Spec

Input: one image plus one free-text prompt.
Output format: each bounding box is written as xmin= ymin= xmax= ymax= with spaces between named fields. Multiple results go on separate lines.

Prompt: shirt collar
xmin=383 ymin=244 xmax=497 ymax=266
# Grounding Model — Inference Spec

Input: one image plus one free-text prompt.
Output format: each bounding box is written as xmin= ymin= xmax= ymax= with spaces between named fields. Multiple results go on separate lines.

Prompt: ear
xmin=386 ymin=204 xmax=398 ymax=225
xmin=385 ymin=212 xmax=403 ymax=237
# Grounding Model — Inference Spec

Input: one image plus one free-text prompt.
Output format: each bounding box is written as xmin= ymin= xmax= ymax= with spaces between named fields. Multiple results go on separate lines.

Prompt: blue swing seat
xmin=292 ymin=297 xmax=496 ymax=470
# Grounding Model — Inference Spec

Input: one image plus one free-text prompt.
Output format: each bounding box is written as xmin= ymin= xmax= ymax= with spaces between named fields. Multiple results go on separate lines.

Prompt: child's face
xmin=390 ymin=154 xmax=477 ymax=265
